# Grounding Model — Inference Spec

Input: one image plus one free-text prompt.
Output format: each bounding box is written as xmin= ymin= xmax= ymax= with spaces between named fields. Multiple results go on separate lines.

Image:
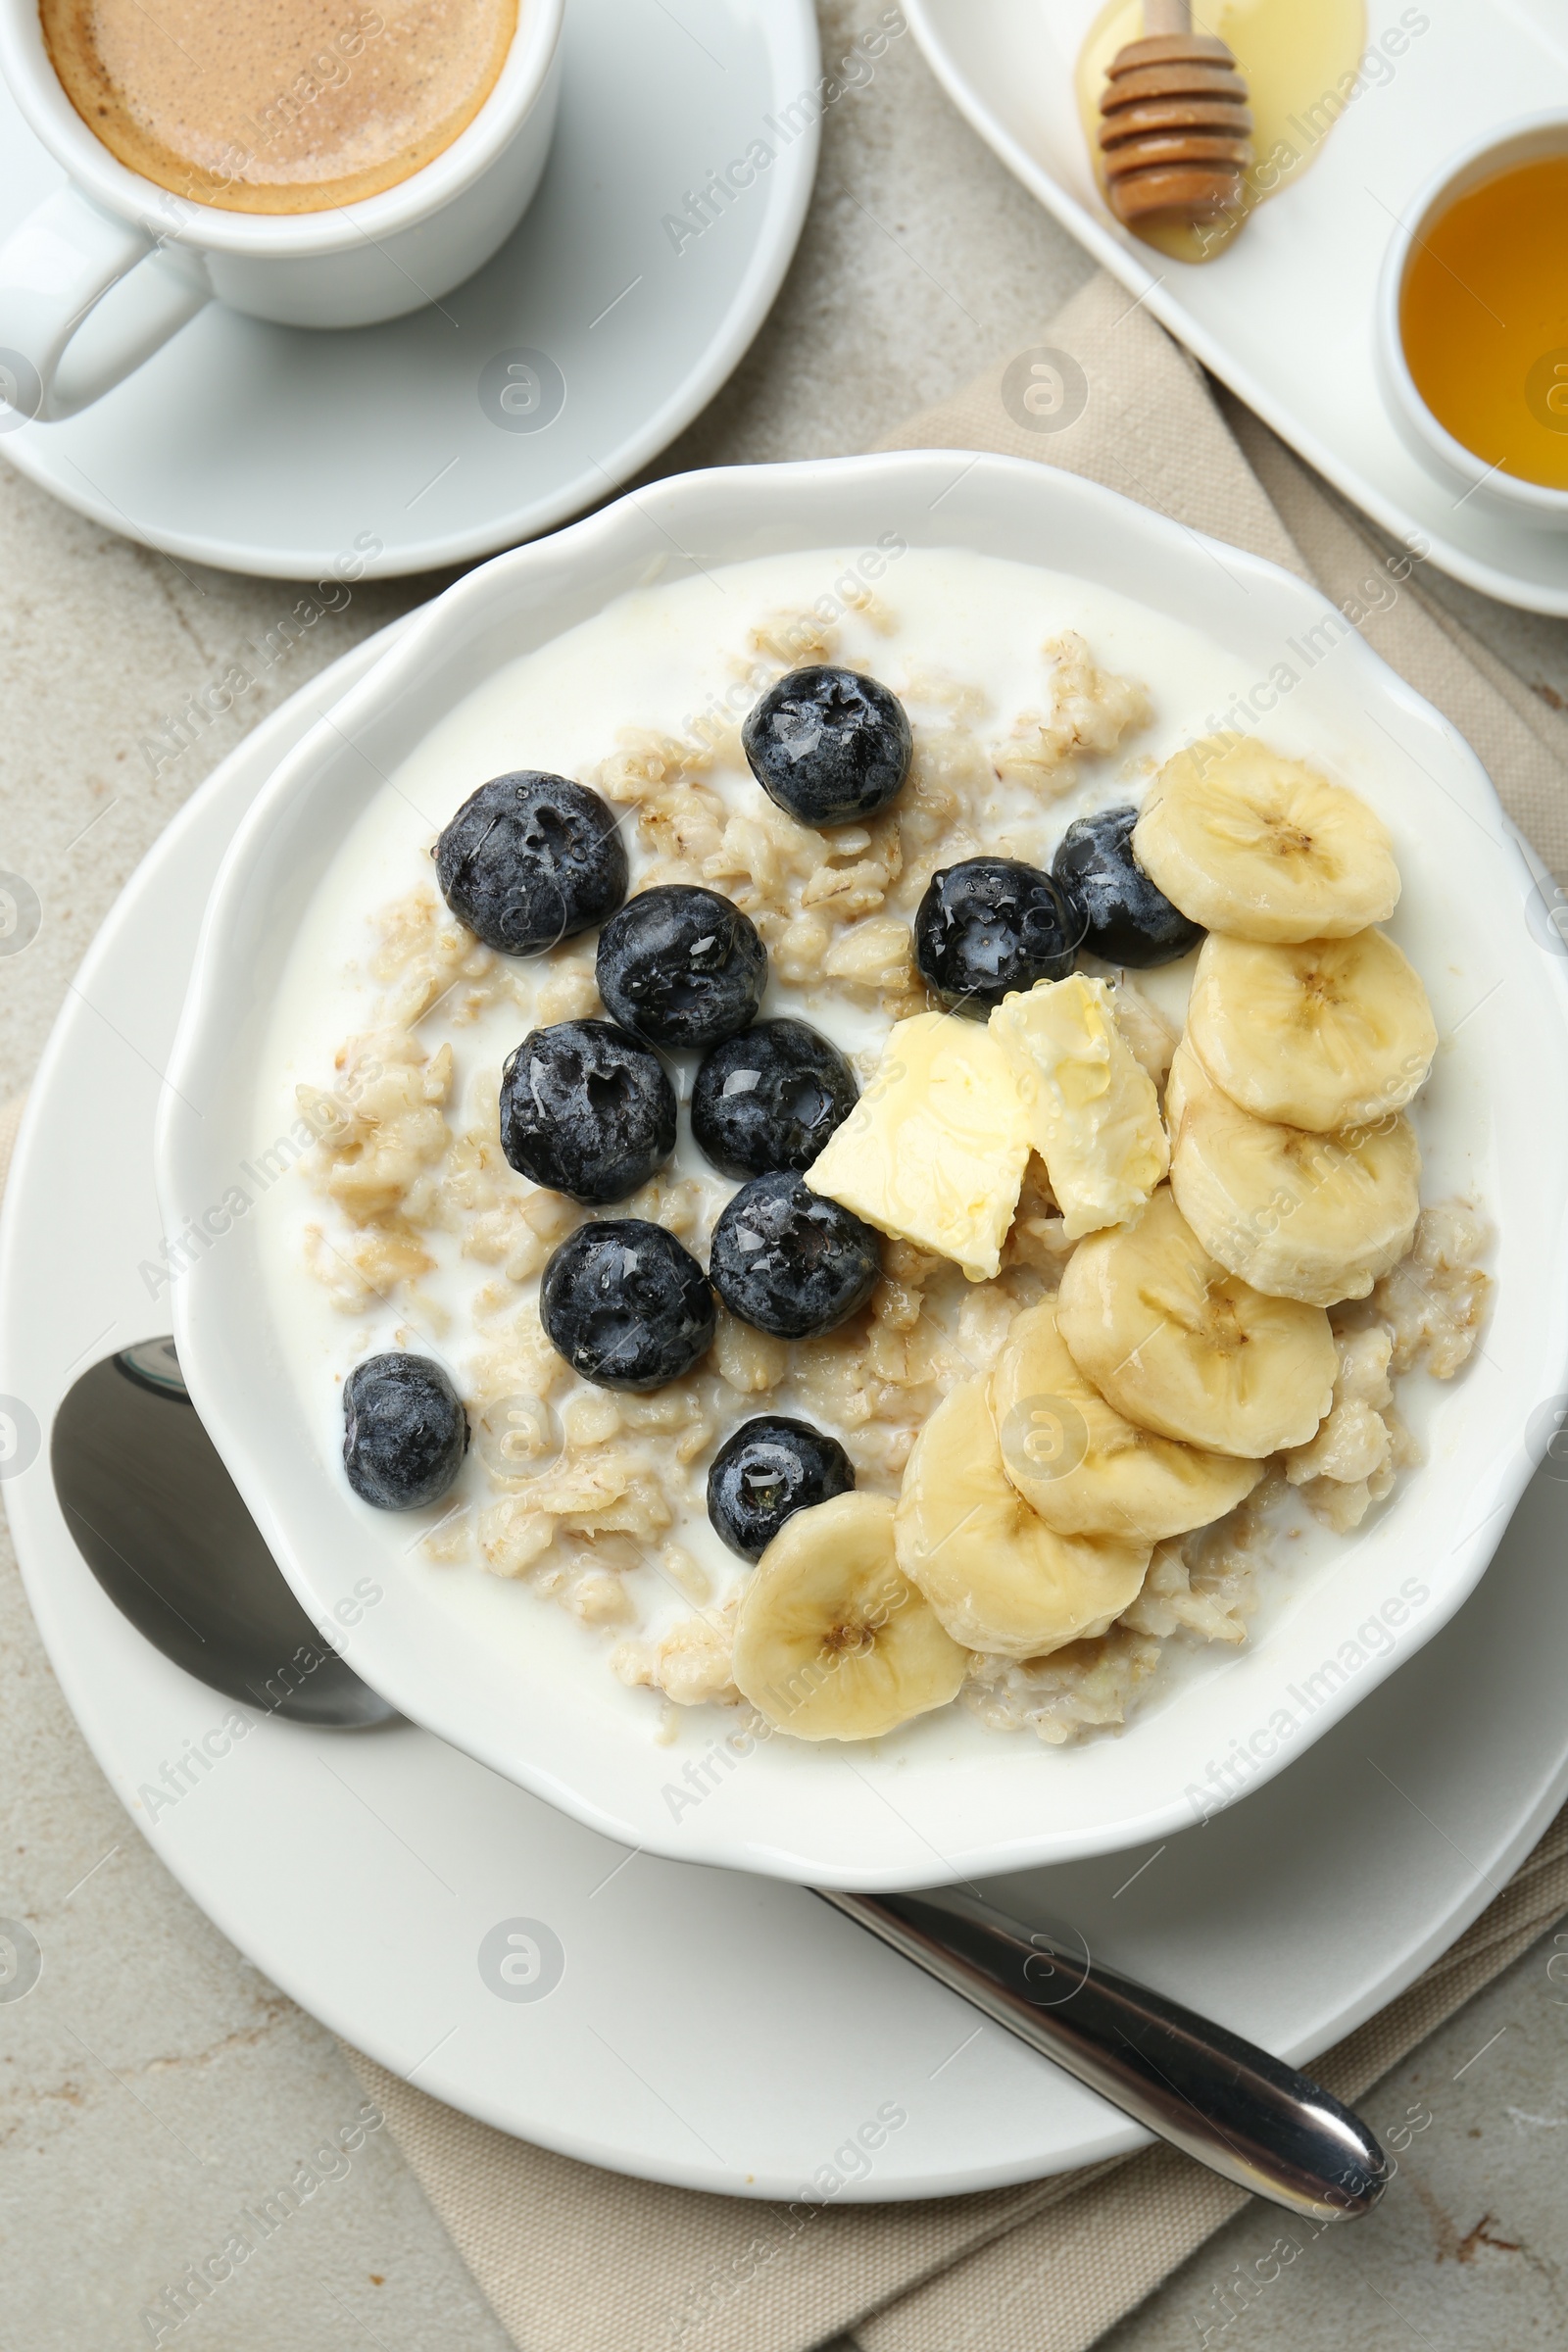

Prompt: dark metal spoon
xmin=48 ymin=1339 xmax=1389 ymax=2211
xmin=50 ymin=1337 xmax=395 ymax=1727
xmin=820 ymin=1889 xmax=1389 ymax=2220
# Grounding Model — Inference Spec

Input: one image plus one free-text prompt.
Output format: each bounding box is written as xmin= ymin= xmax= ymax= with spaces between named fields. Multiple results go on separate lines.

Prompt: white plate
xmin=155 ymin=450 xmax=1568 ymax=1889
xmin=904 ymin=0 xmax=1568 ymax=615
xmin=0 ymin=0 xmax=817 ymax=579
xmin=7 ymin=628 xmax=1568 ymax=2196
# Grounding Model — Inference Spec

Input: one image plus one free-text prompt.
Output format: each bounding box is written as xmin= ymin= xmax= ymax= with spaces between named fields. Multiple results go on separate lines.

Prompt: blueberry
xmin=707 ymin=1415 xmax=857 ymax=1561
xmin=540 ymin=1219 xmax=715 ymax=1391
xmin=691 ymin=1019 xmax=858 ymax=1179
xmin=1052 ymin=805 xmax=1204 ymax=967
xmin=500 ymin=1020 xmax=675 ymax=1206
xmin=343 ymin=1352 xmax=467 ymax=1511
xmin=710 ymin=1172 xmax=881 ymax=1340
xmin=913 ymin=857 xmax=1082 ymax=1009
xmin=434 ymin=771 xmax=627 ymax=956
xmin=742 ymin=665 xmax=912 ymax=827
xmin=595 ymin=885 xmax=766 ymax=1051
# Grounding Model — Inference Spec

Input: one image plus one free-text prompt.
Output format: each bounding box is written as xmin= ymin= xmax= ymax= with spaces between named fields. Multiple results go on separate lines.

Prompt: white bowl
xmin=156 ymin=452 xmax=1568 ymax=1889
xmin=1376 ymin=111 xmax=1568 ymax=528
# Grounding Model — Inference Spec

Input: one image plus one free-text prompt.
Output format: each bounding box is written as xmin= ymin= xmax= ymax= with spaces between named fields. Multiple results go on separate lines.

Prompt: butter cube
xmin=807 ymin=1012 xmax=1031 ymax=1281
xmin=991 ymin=976 xmax=1168 ymax=1240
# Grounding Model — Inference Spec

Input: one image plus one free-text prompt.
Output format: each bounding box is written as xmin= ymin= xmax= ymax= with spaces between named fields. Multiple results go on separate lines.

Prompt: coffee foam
xmin=41 ymin=0 xmax=518 ymax=215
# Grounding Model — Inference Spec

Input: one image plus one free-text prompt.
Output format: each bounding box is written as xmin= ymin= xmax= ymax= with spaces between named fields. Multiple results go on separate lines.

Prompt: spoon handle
xmin=817 ymin=1886 xmax=1389 ymax=2220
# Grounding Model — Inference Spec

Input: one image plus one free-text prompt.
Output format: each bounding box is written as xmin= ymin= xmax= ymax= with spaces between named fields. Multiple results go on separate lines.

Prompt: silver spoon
xmin=51 ymin=1339 xmax=1387 ymax=2214
xmin=820 ymin=1888 xmax=1387 ymax=2218
xmin=50 ymin=1338 xmax=394 ymax=1727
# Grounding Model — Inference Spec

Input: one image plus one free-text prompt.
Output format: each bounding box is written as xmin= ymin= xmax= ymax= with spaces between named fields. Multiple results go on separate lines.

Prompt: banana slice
xmin=895 ymin=1381 xmax=1150 ymax=1658
xmin=1161 ymin=1030 xmax=1200 ymax=1135
xmin=1167 ymin=1039 xmax=1422 ymax=1307
xmin=1132 ymin=735 xmax=1400 ymax=942
xmin=991 ymin=1298 xmax=1262 ymax=1542
xmin=1185 ymin=930 xmax=1437 ymax=1133
xmin=1056 ymin=1187 xmax=1337 ymax=1455
xmin=732 ymin=1492 xmax=968 ymax=1740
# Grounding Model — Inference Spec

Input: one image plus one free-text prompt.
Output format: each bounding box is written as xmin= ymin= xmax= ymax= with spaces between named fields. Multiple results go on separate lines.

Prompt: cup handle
xmin=0 ymin=184 xmax=212 ymax=424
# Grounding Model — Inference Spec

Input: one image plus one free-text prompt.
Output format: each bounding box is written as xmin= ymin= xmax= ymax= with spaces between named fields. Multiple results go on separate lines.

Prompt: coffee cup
xmin=0 ymin=0 xmax=564 ymax=423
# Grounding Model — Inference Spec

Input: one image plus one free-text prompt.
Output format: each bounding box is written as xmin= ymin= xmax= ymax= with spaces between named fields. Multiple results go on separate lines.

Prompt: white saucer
xmin=905 ymin=0 xmax=1568 ymax=616
xmin=0 ymin=0 xmax=817 ymax=579
xmin=5 ymin=627 xmax=1568 ymax=2198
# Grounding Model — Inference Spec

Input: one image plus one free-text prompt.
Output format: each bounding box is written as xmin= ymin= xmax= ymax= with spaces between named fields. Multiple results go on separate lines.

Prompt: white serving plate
xmin=0 ymin=0 xmax=817 ymax=578
xmin=8 ymin=628 xmax=1568 ymax=2194
xmin=904 ymin=0 xmax=1568 ymax=614
xmin=155 ymin=450 xmax=1568 ymax=1890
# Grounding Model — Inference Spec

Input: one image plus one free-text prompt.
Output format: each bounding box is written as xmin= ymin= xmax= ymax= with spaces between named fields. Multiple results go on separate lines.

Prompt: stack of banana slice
xmin=1135 ymin=734 xmax=1436 ymax=1309
xmin=731 ymin=736 xmax=1438 ymax=1745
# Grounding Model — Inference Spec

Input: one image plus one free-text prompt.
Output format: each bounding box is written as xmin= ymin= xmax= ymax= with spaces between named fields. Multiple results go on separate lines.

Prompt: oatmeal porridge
xmin=254 ymin=547 xmax=1491 ymax=1750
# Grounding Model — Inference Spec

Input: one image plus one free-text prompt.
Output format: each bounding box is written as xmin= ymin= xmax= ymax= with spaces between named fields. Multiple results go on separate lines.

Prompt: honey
xmin=1399 ymin=154 xmax=1568 ymax=493
xmin=1075 ymin=0 xmax=1373 ymax=264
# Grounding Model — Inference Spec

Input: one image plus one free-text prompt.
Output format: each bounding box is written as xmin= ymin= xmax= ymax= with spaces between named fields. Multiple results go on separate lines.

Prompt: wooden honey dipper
xmin=1098 ymin=0 xmax=1253 ymax=228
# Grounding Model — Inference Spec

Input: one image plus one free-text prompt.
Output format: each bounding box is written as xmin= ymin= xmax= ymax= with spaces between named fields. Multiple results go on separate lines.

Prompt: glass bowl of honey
xmin=1377 ymin=112 xmax=1568 ymax=525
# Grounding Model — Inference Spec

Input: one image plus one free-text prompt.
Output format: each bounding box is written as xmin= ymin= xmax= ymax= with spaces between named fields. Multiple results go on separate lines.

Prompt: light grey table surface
xmin=3 ymin=7 xmax=1568 ymax=2348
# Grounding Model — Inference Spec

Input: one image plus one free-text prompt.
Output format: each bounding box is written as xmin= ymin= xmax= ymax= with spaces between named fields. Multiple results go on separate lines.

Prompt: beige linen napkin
xmin=319 ymin=273 xmax=1568 ymax=2352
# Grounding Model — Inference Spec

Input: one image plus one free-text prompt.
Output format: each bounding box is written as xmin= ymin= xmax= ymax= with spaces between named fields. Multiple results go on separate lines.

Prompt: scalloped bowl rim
xmin=154 ymin=452 xmax=1568 ymax=1889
